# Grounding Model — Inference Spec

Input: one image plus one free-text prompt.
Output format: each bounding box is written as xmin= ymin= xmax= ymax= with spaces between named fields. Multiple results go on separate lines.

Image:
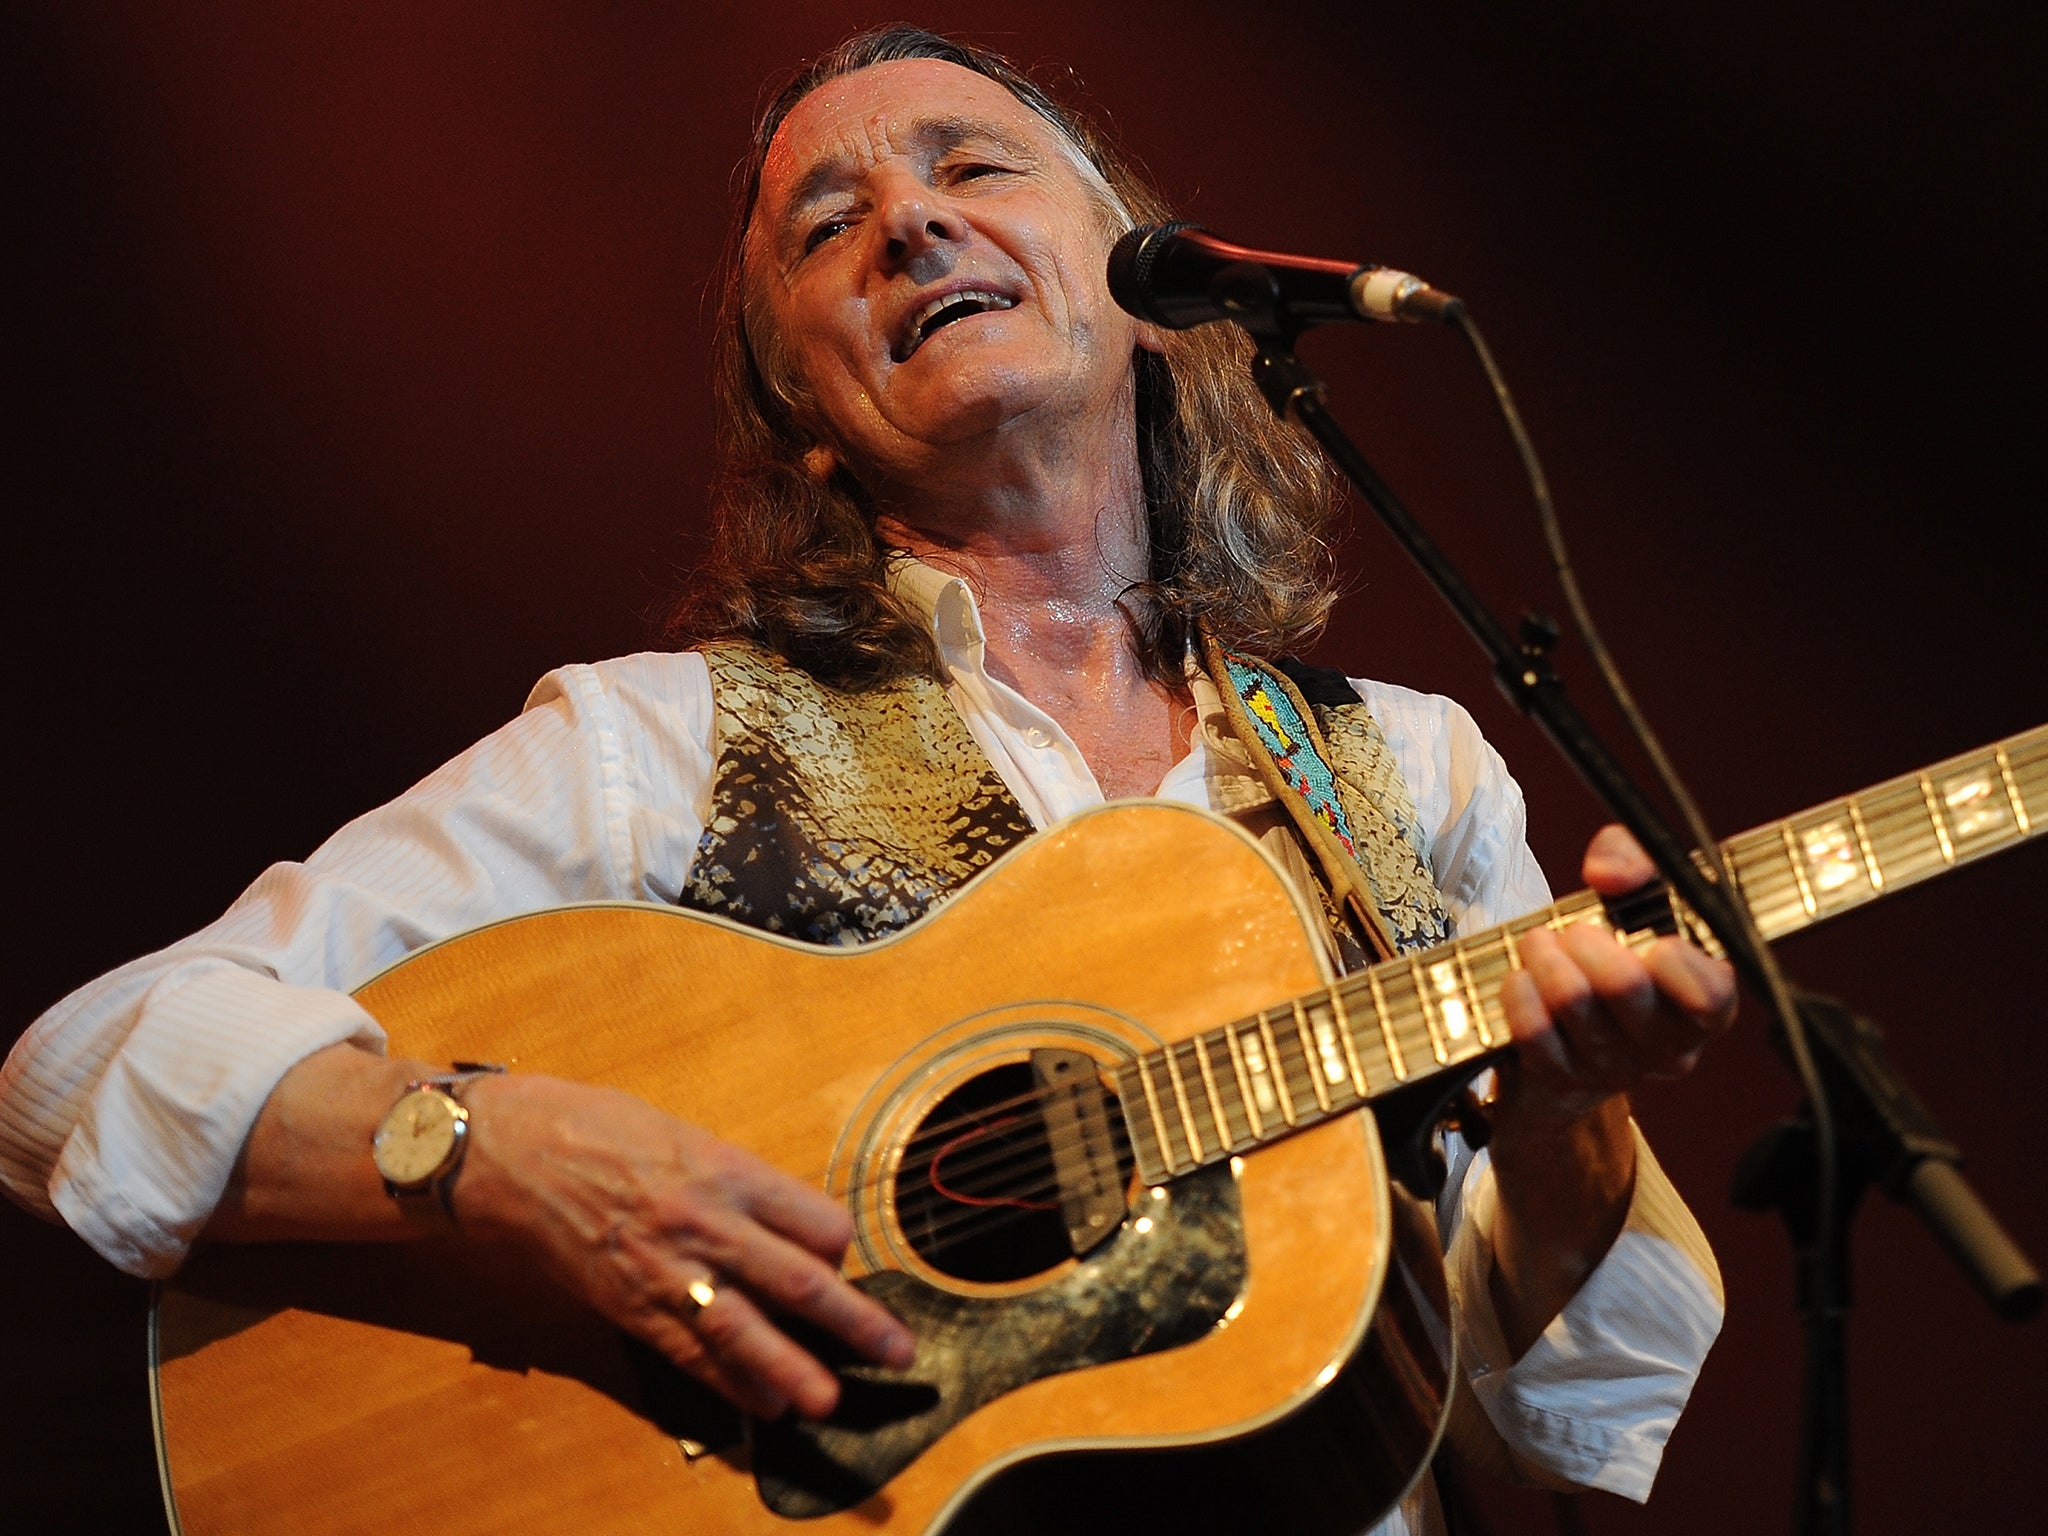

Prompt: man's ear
xmin=802 ymin=443 xmax=840 ymax=482
xmin=1133 ymin=320 xmax=1168 ymax=356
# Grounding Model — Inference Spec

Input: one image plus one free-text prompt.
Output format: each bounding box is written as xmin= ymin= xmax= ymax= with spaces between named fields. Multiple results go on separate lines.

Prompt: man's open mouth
xmin=896 ymin=290 xmax=1018 ymax=361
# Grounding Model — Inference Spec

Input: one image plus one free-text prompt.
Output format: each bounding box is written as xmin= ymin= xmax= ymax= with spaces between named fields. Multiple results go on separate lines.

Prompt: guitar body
xmin=152 ymin=803 xmax=1452 ymax=1535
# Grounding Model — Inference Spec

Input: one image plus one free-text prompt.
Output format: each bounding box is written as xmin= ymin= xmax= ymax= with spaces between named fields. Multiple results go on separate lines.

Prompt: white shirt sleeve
xmin=1446 ymin=1129 xmax=1725 ymax=1498
xmin=3 ymin=638 xmax=1721 ymax=1509
xmin=1354 ymin=675 xmax=1724 ymax=1502
xmin=0 ymin=652 xmax=718 ymax=1277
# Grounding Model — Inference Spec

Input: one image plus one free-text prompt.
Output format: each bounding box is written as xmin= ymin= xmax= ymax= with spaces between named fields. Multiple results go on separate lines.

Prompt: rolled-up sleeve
xmin=0 ymin=652 xmax=716 ymax=1276
xmin=1445 ymin=1128 xmax=1725 ymax=1498
xmin=1358 ymin=674 xmax=1724 ymax=1498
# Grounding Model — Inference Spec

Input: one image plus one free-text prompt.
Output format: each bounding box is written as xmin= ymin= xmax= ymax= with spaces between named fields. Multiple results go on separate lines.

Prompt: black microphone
xmin=1107 ymin=221 xmax=1461 ymax=333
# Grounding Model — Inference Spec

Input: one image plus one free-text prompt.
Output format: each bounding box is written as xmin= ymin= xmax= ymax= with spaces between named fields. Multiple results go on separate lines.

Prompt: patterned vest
xmin=678 ymin=641 xmax=1451 ymax=959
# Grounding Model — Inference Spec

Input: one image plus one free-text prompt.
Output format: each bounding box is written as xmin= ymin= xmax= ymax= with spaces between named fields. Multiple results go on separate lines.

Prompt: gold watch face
xmin=372 ymin=1088 xmax=464 ymax=1187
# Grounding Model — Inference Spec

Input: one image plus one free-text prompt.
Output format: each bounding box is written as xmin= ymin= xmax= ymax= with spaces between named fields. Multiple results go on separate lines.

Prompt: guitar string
xmin=828 ymin=990 xmax=1435 ymax=1207
xmin=821 ymin=893 xmax=1601 ymax=1188
xmin=823 ymin=761 xmax=2048 ymax=1261
xmin=846 ymin=760 xmax=2044 ymax=1185
xmin=838 ymin=1020 xmax=1448 ymax=1255
xmin=884 ymin=1013 xmax=1412 ymax=1210
xmin=819 ymin=914 xmax=1567 ymax=1209
xmin=853 ymin=856 xmax=1742 ymax=1212
xmin=1714 ymin=788 xmax=2021 ymax=917
xmin=812 ymin=766 xmax=2048 ymax=1252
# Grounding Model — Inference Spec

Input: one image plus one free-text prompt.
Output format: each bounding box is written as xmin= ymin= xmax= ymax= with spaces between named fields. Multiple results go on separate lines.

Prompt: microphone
xmin=1107 ymin=221 xmax=1462 ymax=333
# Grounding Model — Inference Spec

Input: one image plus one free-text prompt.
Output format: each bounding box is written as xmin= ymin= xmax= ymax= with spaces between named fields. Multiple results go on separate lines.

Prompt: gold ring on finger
xmin=680 ymin=1273 xmax=719 ymax=1320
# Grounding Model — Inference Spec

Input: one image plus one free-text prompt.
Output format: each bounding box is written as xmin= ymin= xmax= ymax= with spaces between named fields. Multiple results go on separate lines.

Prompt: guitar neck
xmin=1116 ymin=723 xmax=2048 ymax=1184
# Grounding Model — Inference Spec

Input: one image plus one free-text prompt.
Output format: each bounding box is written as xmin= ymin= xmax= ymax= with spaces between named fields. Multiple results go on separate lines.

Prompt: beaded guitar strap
xmin=1199 ymin=628 xmax=1452 ymax=965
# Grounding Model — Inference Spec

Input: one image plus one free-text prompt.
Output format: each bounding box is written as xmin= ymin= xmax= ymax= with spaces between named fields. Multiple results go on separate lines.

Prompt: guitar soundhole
xmin=893 ymin=1062 xmax=1131 ymax=1283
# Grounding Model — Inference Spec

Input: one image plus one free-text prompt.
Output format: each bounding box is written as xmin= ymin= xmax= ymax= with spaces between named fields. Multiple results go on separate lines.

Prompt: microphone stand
xmin=1734 ymin=991 xmax=2043 ymax=1534
xmin=1227 ymin=319 xmax=2042 ymax=1535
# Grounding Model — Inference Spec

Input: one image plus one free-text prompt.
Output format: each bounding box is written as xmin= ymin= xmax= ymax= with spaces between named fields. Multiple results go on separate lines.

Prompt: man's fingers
xmin=1643 ymin=937 xmax=1739 ymax=1033
xmin=661 ymin=1159 xmax=916 ymax=1371
xmin=720 ymin=1221 xmax=918 ymax=1372
xmin=678 ymin=1128 xmax=857 ymax=1263
xmin=1581 ymin=823 xmax=1657 ymax=894
xmin=738 ymin=1161 xmax=860 ymax=1262
xmin=634 ymin=1308 xmax=791 ymax=1420
xmin=623 ymin=1224 xmax=898 ymax=1421
xmin=1510 ymin=922 xmax=1721 ymax=1092
xmin=677 ymin=1277 xmax=847 ymax=1420
xmin=1500 ymin=967 xmax=1575 ymax=1077
xmin=640 ymin=1185 xmax=915 ymax=1370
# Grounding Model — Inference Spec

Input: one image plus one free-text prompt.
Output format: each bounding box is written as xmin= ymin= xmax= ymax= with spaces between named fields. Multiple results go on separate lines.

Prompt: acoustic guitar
xmin=150 ymin=724 xmax=2046 ymax=1535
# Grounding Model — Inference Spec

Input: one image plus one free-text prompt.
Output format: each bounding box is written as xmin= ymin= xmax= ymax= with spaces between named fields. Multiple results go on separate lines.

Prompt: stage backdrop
xmin=6 ymin=3 xmax=2044 ymax=1531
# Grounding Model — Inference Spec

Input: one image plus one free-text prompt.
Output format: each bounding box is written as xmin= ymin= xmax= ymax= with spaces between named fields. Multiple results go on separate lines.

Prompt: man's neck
xmin=870 ymin=392 xmax=1153 ymax=684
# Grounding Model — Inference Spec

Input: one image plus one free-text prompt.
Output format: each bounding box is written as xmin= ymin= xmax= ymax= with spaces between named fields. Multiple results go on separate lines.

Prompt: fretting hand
xmin=1481 ymin=824 xmax=1736 ymax=1356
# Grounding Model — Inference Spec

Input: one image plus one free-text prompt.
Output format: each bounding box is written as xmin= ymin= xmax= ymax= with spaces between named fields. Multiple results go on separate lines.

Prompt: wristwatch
xmin=370 ymin=1065 xmax=504 ymax=1222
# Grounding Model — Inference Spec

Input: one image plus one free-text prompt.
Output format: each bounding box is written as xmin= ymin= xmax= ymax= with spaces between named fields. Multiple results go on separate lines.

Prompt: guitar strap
xmin=1198 ymin=627 xmax=1452 ymax=965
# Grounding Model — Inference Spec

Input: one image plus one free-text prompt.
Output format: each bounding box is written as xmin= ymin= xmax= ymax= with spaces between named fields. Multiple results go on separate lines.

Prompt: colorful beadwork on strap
xmin=1219 ymin=648 xmax=1360 ymax=858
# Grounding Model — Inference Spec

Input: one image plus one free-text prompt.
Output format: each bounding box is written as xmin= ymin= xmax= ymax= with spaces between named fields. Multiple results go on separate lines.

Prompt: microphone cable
xmin=1445 ymin=303 xmax=1842 ymax=1519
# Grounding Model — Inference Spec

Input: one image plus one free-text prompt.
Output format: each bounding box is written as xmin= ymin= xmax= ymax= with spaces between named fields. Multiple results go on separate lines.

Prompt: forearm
xmin=204 ymin=1041 xmax=437 ymax=1243
xmin=1483 ymin=1089 xmax=1637 ymax=1359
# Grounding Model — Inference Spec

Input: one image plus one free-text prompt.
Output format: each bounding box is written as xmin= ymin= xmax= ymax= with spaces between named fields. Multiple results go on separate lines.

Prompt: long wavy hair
xmin=668 ymin=25 xmax=1340 ymax=689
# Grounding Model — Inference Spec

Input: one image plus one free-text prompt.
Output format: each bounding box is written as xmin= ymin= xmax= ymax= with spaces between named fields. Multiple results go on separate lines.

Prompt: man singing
xmin=1 ymin=26 xmax=1732 ymax=1534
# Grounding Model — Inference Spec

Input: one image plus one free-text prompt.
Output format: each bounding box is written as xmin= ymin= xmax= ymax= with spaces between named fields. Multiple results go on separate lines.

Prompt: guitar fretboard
xmin=1116 ymin=723 xmax=2047 ymax=1184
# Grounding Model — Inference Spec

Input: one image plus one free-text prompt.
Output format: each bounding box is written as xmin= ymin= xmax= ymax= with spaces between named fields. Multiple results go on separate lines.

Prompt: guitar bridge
xmin=1033 ymin=1047 xmax=1126 ymax=1258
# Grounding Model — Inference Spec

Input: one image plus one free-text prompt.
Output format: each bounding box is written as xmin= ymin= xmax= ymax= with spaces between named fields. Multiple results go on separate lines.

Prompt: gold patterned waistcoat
xmin=679 ymin=642 xmax=1451 ymax=959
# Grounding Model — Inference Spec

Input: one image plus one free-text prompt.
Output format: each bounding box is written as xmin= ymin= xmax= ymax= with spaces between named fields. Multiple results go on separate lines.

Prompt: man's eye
xmin=803 ymin=216 xmax=853 ymax=254
xmin=948 ymin=162 xmax=1013 ymax=183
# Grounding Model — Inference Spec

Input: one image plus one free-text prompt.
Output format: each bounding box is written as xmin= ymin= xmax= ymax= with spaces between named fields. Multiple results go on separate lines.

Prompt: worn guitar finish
xmin=151 ymin=724 xmax=2048 ymax=1536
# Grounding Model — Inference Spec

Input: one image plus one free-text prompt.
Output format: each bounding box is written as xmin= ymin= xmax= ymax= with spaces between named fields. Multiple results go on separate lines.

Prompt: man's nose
xmin=878 ymin=182 xmax=966 ymax=274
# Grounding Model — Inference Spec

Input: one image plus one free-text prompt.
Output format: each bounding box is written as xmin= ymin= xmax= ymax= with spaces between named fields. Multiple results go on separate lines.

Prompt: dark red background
xmin=6 ymin=3 xmax=2045 ymax=1531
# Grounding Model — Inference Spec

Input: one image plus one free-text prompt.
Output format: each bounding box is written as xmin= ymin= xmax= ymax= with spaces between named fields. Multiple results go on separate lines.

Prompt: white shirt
xmin=0 ymin=564 xmax=1721 ymax=1521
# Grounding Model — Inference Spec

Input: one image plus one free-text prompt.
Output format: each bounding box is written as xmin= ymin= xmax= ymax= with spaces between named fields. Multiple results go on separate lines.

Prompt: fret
xmin=1243 ymin=1019 xmax=1287 ymax=1126
xmin=1329 ymin=984 xmax=1369 ymax=1097
xmin=1134 ymin=1056 xmax=1182 ymax=1174
xmin=1293 ymin=999 xmax=1333 ymax=1113
xmin=1421 ymin=954 xmax=1479 ymax=1053
xmin=1367 ymin=967 xmax=1407 ymax=1081
xmin=1728 ymin=828 xmax=1809 ymax=940
xmin=1371 ymin=961 xmax=1432 ymax=1068
xmin=1302 ymin=996 xmax=1361 ymax=1106
xmin=1452 ymin=942 xmax=1494 ymax=1047
xmin=1779 ymin=823 xmax=1820 ymax=920
xmin=1918 ymin=774 xmax=1958 ymax=865
xmin=1996 ymin=748 xmax=2031 ymax=834
xmin=1935 ymin=757 xmax=2019 ymax=854
xmin=1858 ymin=777 xmax=1951 ymax=889
xmin=1402 ymin=958 xmax=1449 ymax=1064
xmin=1118 ymin=1062 xmax=1168 ymax=1183
xmin=1846 ymin=798 xmax=1885 ymax=891
xmin=1223 ymin=1022 xmax=1264 ymax=1139
xmin=2010 ymin=734 xmax=2048 ymax=824
xmin=1717 ymin=843 xmax=1747 ymax=909
xmin=1162 ymin=1042 xmax=1204 ymax=1162
xmin=1253 ymin=1012 xmax=1299 ymax=1125
xmin=1266 ymin=1010 xmax=1321 ymax=1120
xmin=1192 ymin=1034 xmax=1234 ymax=1149
xmin=1789 ymin=808 xmax=1880 ymax=915
xmin=1465 ymin=934 xmax=1519 ymax=1041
